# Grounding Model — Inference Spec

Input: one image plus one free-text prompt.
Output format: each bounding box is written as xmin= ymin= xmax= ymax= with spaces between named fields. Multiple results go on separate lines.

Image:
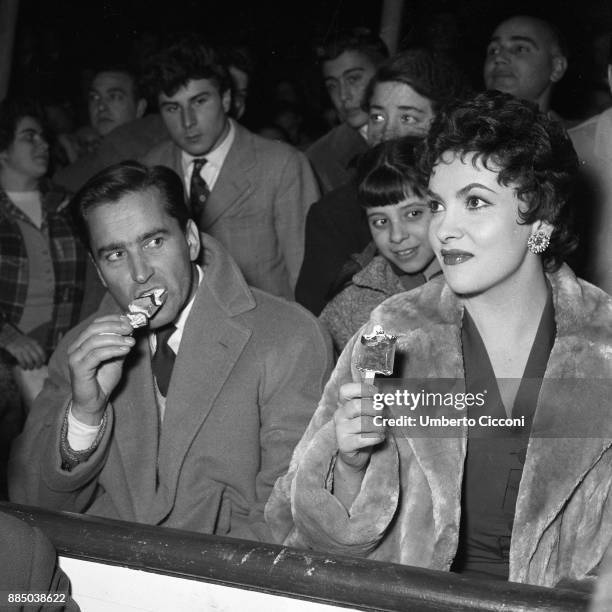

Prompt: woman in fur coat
xmin=266 ymin=91 xmax=612 ymax=587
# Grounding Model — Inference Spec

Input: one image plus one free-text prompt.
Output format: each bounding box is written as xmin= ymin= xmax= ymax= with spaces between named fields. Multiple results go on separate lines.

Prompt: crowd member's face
xmin=367 ymin=195 xmax=435 ymax=274
xmin=228 ymin=65 xmax=249 ymax=119
xmin=483 ymin=16 xmax=566 ymax=109
xmin=87 ymin=188 xmax=200 ymax=330
xmin=0 ymin=116 xmax=49 ymax=183
xmin=159 ymin=78 xmax=231 ymax=156
xmin=88 ymin=71 xmax=146 ymax=137
xmin=322 ymin=50 xmax=377 ymax=129
xmin=367 ymin=81 xmax=434 ymax=146
xmin=428 ymin=152 xmax=550 ymax=297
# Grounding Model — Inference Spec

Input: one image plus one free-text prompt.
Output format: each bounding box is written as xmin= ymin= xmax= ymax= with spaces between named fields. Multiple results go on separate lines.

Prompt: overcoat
xmin=266 ymin=265 xmax=612 ymax=586
xmin=10 ymin=235 xmax=333 ymax=542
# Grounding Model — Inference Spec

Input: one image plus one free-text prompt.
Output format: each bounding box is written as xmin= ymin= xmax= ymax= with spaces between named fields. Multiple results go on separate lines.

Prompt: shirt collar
xmin=151 ymin=264 xmax=203 ymax=354
xmin=181 ymin=118 xmax=236 ymax=176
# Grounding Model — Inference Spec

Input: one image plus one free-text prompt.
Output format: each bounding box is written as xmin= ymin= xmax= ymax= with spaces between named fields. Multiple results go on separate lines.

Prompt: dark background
xmin=9 ymin=0 xmax=612 ymax=125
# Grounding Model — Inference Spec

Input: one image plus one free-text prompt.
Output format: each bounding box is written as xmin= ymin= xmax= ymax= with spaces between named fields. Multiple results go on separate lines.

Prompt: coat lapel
xmin=152 ymin=287 xmax=251 ymax=520
xmin=111 ymin=328 xmax=160 ymax=520
xmin=511 ymin=268 xmax=612 ymax=581
xmin=200 ymin=123 xmax=255 ymax=229
xmin=151 ymin=239 xmax=256 ymax=521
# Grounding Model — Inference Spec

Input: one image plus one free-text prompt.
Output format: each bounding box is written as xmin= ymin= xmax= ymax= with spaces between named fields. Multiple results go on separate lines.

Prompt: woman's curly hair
xmin=418 ymin=90 xmax=579 ymax=271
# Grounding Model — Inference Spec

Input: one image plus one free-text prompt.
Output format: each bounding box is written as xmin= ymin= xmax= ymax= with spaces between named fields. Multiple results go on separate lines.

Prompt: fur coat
xmin=266 ymin=265 xmax=612 ymax=587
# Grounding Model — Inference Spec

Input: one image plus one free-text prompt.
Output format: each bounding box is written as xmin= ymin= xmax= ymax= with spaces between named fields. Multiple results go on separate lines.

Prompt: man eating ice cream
xmin=9 ymin=161 xmax=332 ymax=541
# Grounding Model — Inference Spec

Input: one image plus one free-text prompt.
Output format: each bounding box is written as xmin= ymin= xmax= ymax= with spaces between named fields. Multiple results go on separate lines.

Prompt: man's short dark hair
xmin=317 ymin=27 xmax=389 ymax=66
xmin=419 ymin=90 xmax=579 ymax=272
xmin=141 ymin=35 xmax=232 ymax=102
xmin=71 ymin=161 xmax=191 ymax=252
xmin=90 ymin=64 xmax=143 ymax=102
xmin=0 ymin=98 xmax=46 ymax=152
xmin=364 ymin=48 xmax=472 ymax=115
xmin=357 ymin=136 xmax=428 ymax=208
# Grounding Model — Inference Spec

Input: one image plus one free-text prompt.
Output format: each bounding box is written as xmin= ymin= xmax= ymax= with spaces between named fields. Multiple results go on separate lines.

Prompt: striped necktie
xmin=189 ymin=158 xmax=210 ymax=221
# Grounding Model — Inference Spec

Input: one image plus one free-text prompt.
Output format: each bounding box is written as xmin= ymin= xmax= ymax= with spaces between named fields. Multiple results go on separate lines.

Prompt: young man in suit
xmin=141 ymin=37 xmax=319 ymax=300
xmin=9 ymin=162 xmax=332 ymax=542
xmin=306 ymin=28 xmax=388 ymax=195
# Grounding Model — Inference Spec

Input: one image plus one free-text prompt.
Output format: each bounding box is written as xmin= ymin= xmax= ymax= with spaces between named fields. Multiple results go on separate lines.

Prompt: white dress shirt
xmin=181 ymin=119 xmax=236 ymax=196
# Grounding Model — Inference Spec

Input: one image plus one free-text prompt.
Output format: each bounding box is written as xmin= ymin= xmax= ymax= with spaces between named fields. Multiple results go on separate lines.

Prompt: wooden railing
xmin=0 ymin=502 xmax=592 ymax=612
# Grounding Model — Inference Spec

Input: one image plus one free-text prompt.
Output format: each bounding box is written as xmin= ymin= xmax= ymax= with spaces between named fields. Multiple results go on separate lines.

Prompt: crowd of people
xmin=0 ymin=11 xmax=611 ymax=608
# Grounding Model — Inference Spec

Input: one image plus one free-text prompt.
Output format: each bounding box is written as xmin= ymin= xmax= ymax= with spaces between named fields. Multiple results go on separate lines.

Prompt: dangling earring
xmin=527 ymin=229 xmax=550 ymax=254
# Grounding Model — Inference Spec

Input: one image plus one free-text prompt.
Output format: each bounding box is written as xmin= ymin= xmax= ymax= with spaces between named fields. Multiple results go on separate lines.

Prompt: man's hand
xmin=5 ymin=334 xmax=46 ymax=370
xmin=67 ymin=315 xmax=136 ymax=425
xmin=334 ymin=381 xmax=385 ymax=473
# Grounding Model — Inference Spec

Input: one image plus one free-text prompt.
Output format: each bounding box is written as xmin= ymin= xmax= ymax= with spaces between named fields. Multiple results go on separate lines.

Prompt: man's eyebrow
xmin=509 ymin=35 xmax=539 ymax=48
xmin=456 ymin=182 xmax=497 ymax=198
xmin=106 ymin=87 xmax=128 ymax=95
xmin=188 ymin=90 xmax=211 ymax=102
xmin=490 ymin=34 xmax=539 ymax=48
xmin=97 ymin=228 xmax=169 ymax=258
xmin=342 ymin=67 xmax=366 ymax=77
xmin=324 ymin=67 xmax=366 ymax=82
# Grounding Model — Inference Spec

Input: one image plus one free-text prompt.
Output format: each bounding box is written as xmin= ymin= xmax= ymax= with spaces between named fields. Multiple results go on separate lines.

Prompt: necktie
xmin=189 ymin=158 xmax=210 ymax=221
xmin=151 ymin=325 xmax=176 ymax=397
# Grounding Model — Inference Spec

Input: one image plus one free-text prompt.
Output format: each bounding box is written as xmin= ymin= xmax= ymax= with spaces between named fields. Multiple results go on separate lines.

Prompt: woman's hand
xmin=334 ymin=381 xmax=385 ymax=472
xmin=5 ymin=334 xmax=46 ymax=370
xmin=332 ymin=381 xmax=386 ymax=510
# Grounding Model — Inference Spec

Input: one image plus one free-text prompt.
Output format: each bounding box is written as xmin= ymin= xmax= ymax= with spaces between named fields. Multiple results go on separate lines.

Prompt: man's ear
xmin=550 ymin=54 xmax=568 ymax=83
xmin=90 ymin=253 xmax=108 ymax=288
xmin=135 ymin=99 xmax=147 ymax=119
xmin=185 ymin=219 xmax=201 ymax=261
xmin=221 ymin=88 xmax=232 ymax=115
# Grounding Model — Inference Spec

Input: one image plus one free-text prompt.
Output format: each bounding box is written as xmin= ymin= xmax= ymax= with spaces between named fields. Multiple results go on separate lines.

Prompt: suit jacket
xmin=142 ymin=121 xmax=320 ymax=300
xmin=306 ymin=124 xmax=368 ymax=195
xmin=54 ymin=115 xmax=169 ymax=193
xmin=9 ymin=235 xmax=333 ymax=542
xmin=569 ymin=109 xmax=612 ymax=295
xmin=0 ymin=511 xmax=79 ymax=611
xmin=267 ymin=265 xmax=612 ymax=587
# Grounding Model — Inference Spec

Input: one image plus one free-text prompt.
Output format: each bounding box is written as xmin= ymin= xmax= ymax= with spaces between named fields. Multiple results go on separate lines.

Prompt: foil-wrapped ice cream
xmin=125 ymin=288 xmax=167 ymax=328
xmin=354 ymin=325 xmax=398 ymax=379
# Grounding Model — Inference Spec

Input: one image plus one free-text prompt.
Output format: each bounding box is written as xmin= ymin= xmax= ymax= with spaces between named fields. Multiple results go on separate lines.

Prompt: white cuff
xmin=67 ymin=404 xmax=102 ymax=451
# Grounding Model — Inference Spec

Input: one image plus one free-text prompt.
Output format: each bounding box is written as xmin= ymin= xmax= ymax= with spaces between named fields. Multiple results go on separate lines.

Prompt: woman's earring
xmin=527 ymin=229 xmax=550 ymax=254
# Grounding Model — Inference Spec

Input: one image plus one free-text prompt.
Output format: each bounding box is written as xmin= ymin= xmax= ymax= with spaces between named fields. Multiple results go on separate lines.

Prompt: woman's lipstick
xmin=440 ymin=249 xmax=473 ymax=265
